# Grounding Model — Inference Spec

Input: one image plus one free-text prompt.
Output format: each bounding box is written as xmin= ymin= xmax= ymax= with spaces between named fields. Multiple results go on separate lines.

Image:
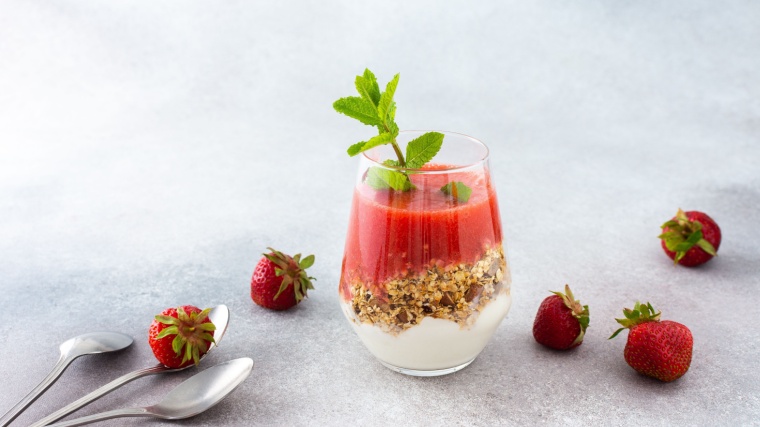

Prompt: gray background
xmin=1 ymin=1 xmax=759 ymax=426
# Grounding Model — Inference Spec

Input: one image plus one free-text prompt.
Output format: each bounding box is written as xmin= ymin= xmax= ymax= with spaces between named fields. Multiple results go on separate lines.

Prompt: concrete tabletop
xmin=1 ymin=1 xmax=759 ymax=425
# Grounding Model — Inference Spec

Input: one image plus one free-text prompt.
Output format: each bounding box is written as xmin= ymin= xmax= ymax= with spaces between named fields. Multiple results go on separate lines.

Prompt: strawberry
xmin=532 ymin=285 xmax=589 ymax=350
xmin=609 ymin=301 xmax=693 ymax=382
xmin=658 ymin=209 xmax=721 ymax=267
xmin=148 ymin=305 xmax=216 ymax=369
xmin=251 ymin=247 xmax=316 ymax=310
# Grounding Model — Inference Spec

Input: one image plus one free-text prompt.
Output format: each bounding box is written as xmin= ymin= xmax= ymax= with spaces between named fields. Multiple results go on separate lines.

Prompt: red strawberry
xmin=658 ymin=209 xmax=721 ymax=267
xmin=251 ymin=247 xmax=316 ymax=310
xmin=532 ymin=285 xmax=589 ymax=350
xmin=609 ymin=301 xmax=693 ymax=382
xmin=148 ymin=305 xmax=216 ymax=369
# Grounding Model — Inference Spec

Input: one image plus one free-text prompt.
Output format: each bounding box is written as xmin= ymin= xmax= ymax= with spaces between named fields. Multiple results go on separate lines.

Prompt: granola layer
xmin=345 ymin=246 xmax=511 ymax=335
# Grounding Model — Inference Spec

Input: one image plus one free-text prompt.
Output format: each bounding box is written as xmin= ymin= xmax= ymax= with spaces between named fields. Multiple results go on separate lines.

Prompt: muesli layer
xmin=345 ymin=246 xmax=510 ymax=335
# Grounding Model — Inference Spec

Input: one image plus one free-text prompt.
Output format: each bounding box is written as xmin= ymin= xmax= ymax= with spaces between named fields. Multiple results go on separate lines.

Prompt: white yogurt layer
xmin=343 ymin=292 xmax=512 ymax=371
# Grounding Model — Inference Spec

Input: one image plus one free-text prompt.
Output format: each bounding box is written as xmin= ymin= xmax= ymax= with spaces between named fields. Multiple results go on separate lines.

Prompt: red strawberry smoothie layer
xmin=340 ymin=165 xmax=502 ymax=300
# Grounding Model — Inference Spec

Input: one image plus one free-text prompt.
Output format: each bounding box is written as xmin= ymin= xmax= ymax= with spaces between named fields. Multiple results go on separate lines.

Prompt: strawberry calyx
xmin=609 ymin=301 xmax=661 ymax=340
xmin=155 ymin=306 xmax=216 ymax=366
xmin=658 ymin=208 xmax=717 ymax=264
xmin=264 ymin=247 xmax=316 ymax=303
xmin=551 ymin=284 xmax=590 ymax=346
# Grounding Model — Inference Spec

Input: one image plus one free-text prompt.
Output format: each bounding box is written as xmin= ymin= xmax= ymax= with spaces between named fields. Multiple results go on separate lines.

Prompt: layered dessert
xmin=340 ymin=165 xmax=512 ymax=372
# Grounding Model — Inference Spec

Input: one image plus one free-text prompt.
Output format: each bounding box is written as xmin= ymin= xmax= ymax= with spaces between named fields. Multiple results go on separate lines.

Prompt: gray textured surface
xmin=1 ymin=1 xmax=759 ymax=425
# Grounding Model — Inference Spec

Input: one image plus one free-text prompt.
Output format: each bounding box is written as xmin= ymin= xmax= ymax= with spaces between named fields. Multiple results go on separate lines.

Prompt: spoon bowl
xmin=32 ymin=305 xmax=231 ymax=427
xmin=58 ymin=332 xmax=135 ymax=358
xmin=206 ymin=304 xmax=230 ymax=353
xmin=48 ymin=358 xmax=254 ymax=427
xmin=149 ymin=357 xmax=253 ymax=419
xmin=0 ymin=332 xmax=133 ymax=427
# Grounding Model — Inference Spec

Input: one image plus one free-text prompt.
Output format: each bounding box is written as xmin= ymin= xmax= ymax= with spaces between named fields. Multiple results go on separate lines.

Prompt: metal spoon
xmin=46 ymin=357 xmax=253 ymax=427
xmin=0 ymin=332 xmax=133 ymax=427
xmin=31 ymin=304 xmax=230 ymax=427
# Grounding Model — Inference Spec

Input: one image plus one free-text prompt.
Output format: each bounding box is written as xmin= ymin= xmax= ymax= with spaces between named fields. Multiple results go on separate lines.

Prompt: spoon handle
xmin=0 ymin=354 xmax=74 ymax=427
xmin=30 ymin=364 xmax=170 ymax=427
xmin=46 ymin=407 xmax=151 ymax=427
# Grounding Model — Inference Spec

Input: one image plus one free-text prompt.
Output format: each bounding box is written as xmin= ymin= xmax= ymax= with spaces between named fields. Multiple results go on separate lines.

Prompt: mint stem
xmin=390 ymin=139 xmax=406 ymax=167
xmin=384 ymin=125 xmax=406 ymax=167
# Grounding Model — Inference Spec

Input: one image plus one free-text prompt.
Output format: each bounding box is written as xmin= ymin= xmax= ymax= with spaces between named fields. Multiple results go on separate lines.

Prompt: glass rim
xmin=361 ymin=130 xmax=490 ymax=173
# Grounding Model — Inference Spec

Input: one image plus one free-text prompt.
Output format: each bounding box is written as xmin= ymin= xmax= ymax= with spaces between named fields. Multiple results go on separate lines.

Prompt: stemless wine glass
xmin=339 ymin=130 xmax=512 ymax=376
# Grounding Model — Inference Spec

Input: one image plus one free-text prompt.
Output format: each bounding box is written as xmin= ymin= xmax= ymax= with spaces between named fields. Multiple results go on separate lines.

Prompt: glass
xmin=339 ymin=131 xmax=512 ymax=376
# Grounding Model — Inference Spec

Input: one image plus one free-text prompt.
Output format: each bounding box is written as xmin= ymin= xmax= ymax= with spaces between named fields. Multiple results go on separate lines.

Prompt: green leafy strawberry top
xmin=265 ymin=247 xmax=316 ymax=303
xmin=609 ymin=301 xmax=661 ymax=339
xmin=658 ymin=209 xmax=717 ymax=264
xmin=155 ymin=306 xmax=216 ymax=366
xmin=554 ymin=284 xmax=590 ymax=346
xmin=333 ymin=68 xmax=471 ymax=203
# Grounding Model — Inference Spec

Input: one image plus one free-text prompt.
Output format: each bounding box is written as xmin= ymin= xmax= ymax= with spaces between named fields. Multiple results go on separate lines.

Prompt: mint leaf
xmin=356 ymin=69 xmax=381 ymax=106
xmin=441 ymin=181 xmax=472 ymax=203
xmin=347 ymin=133 xmax=393 ymax=157
xmin=347 ymin=141 xmax=365 ymax=156
xmin=333 ymin=96 xmax=383 ymax=126
xmin=382 ymin=102 xmax=399 ymax=137
xmin=387 ymin=117 xmax=399 ymax=137
xmin=364 ymin=69 xmax=381 ymax=104
xmin=379 ymin=119 xmax=399 ymax=139
xmin=383 ymin=159 xmax=400 ymax=167
xmin=406 ymin=131 xmax=444 ymax=169
xmin=366 ymin=167 xmax=413 ymax=191
xmin=362 ymin=133 xmax=393 ymax=153
xmin=377 ymin=73 xmax=399 ymax=124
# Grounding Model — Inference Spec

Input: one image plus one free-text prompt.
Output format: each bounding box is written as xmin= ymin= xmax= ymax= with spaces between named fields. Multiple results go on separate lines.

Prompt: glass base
xmin=378 ymin=358 xmax=475 ymax=377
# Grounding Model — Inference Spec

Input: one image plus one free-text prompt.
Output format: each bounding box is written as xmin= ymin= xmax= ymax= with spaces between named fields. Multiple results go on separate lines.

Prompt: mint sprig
xmin=334 ymin=68 xmax=473 ymax=201
xmin=334 ymin=69 xmax=403 ymax=165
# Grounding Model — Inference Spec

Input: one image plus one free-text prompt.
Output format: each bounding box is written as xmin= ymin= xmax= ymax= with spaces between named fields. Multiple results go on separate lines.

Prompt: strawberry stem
xmin=609 ymin=301 xmax=661 ymax=339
